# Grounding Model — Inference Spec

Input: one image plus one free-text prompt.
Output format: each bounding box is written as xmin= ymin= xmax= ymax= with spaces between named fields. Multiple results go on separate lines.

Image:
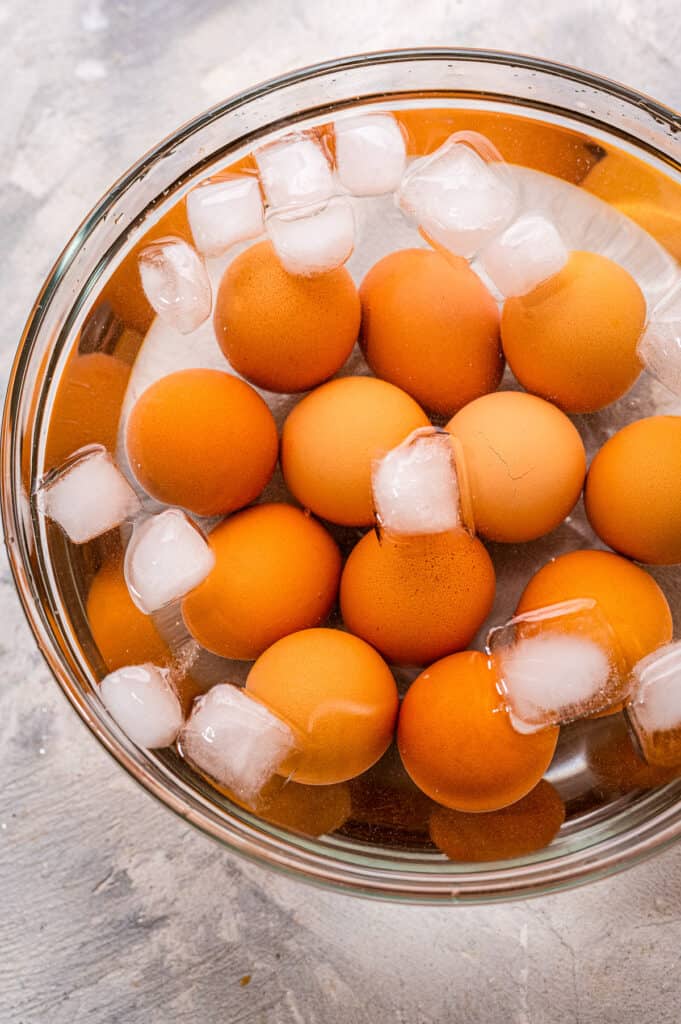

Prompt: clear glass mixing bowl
xmin=5 ymin=48 xmax=681 ymax=903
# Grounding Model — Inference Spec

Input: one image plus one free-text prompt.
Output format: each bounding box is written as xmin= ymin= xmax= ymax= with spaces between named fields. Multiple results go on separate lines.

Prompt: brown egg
xmin=359 ymin=248 xmax=503 ymax=417
xmin=45 ymin=353 xmax=130 ymax=471
xmin=398 ymin=651 xmax=559 ymax=812
xmin=583 ymin=147 xmax=681 ymax=211
xmin=87 ymin=556 xmax=202 ymax=714
xmin=340 ymin=529 xmax=495 ymax=666
xmin=182 ymin=504 xmax=342 ymax=661
xmin=447 ymin=391 xmax=586 ymax=542
xmin=429 ymin=779 xmax=565 ymax=861
xmin=281 ymin=376 xmax=430 ymax=526
xmin=246 ymin=628 xmax=398 ymax=786
xmin=126 ymin=369 xmax=278 ymax=517
xmin=516 ymin=549 xmax=673 ymax=673
xmin=98 ymin=200 xmax=192 ymax=336
xmin=585 ymin=416 xmax=681 ymax=565
xmin=501 ymin=251 xmax=645 ymax=413
xmin=396 ymin=108 xmax=602 ymax=183
xmin=214 ymin=240 xmax=360 ymax=393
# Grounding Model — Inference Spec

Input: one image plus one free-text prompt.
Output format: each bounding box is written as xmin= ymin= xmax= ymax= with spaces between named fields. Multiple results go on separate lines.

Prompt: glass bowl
xmin=5 ymin=48 xmax=681 ymax=903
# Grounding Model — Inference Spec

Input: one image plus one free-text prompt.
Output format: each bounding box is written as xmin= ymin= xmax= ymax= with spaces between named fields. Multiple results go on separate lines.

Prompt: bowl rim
xmin=5 ymin=45 xmax=681 ymax=903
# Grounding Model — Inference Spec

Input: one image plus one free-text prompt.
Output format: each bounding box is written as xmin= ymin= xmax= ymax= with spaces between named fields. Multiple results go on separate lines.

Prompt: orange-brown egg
xmin=45 ymin=352 xmax=130 ymax=471
xmin=340 ymin=529 xmax=495 ymax=666
xmin=398 ymin=651 xmax=559 ymax=812
xmin=501 ymin=251 xmax=645 ymax=413
xmin=395 ymin=108 xmax=601 ymax=183
xmin=182 ymin=503 xmax=341 ymax=661
xmin=359 ymin=248 xmax=503 ymax=417
xmin=582 ymin=147 xmax=681 ymax=259
xmin=87 ymin=556 xmax=202 ymax=714
xmin=429 ymin=779 xmax=565 ymax=861
xmin=246 ymin=628 xmax=399 ymax=785
xmin=214 ymin=240 xmax=360 ymax=393
xmin=281 ymin=376 xmax=430 ymax=526
xmin=446 ymin=391 xmax=586 ymax=542
xmin=585 ymin=416 xmax=681 ymax=565
xmin=126 ymin=368 xmax=278 ymax=517
xmin=516 ymin=549 xmax=673 ymax=673
xmin=98 ymin=200 xmax=192 ymax=336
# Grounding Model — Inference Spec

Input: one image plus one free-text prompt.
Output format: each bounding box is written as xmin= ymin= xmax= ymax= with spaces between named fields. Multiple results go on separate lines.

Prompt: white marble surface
xmin=3 ymin=2 xmax=681 ymax=1021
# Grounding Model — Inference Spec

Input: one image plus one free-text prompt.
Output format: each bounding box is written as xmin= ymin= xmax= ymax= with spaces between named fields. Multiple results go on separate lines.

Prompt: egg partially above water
xmin=340 ymin=528 xmax=496 ymax=666
xmin=281 ymin=376 xmax=430 ymax=526
xmin=246 ymin=628 xmax=399 ymax=786
xmin=447 ymin=391 xmax=586 ymax=543
xmin=501 ymin=250 xmax=646 ymax=413
xmin=359 ymin=248 xmax=504 ymax=417
xmin=585 ymin=416 xmax=681 ymax=565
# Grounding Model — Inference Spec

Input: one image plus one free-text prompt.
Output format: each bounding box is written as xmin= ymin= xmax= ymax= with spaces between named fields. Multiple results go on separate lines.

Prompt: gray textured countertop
xmin=4 ymin=2 xmax=681 ymax=1021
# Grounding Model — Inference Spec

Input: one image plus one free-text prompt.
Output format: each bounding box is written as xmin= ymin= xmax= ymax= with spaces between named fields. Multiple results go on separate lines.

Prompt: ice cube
xmin=37 ymin=445 xmax=140 ymax=544
xmin=637 ymin=276 xmax=681 ymax=397
xmin=124 ymin=509 xmax=215 ymax=614
xmin=267 ymin=197 xmax=355 ymax=276
xmin=507 ymin=165 xmax=676 ymax=308
xmin=479 ymin=214 xmax=568 ymax=297
xmin=372 ymin=427 xmax=468 ymax=537
xmin=255 ymin=133 xmax=334 ymax=210
xmin=187 ymin=176 xmax=264 ymax=257
xmin=334 ymin=113 xmax=406 ymax=197
xmin=138 ymin=236 xmax=212 ymax=335
xmin=178 ymin=683 xmax=297 ymax=802
xmin=99 ymin=663 xmax=183 ymax=749
xmin=397 ymin=132 xmax=518 ymax=259
xmin=487 ymin=598 xmax=629 ymax=733
xmin=627 ymin=641 xmax=681 ymax=767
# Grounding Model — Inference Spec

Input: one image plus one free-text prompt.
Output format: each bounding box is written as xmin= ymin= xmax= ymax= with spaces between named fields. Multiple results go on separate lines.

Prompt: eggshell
xmin=214 ymin=240 xmax=360 ymax=393
xmin=501 ymin=251 xmax=645 ymax=413
xmin=585 ymin=416 xmax=681 ymax=565
xmin=281 ymin=376 xmax=430 ymax=526
xmin=45 ymin=353 xmax=130 ymax=471
xmin=516 ymin=549 xmax=673 ymax=672
xmin=246 ymin=628 xmax=398 ymax=785
xmin=340 ymin=528 xmax=495 ymax=666
xmin=126 ymin=368 xmax=278 ymax=517
xmin=398 ymin=651 xmax=559 ymax=812
xmin=359 ymin=248 xmax=503 ymax=417
xmin=447 ymin=391 xmax=586 ymax=542
xmin=182 ymin=504 xmax=341 ymax=661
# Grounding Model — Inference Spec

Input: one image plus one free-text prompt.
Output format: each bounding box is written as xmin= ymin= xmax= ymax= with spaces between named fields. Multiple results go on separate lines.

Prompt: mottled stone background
xmin=3 ymin=2 xmax=681 ymax=1021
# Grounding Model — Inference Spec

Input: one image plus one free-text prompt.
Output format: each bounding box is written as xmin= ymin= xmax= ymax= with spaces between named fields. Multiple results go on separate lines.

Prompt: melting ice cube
xmin=487 ymin=599 xmax=629 ymax=733
xmin=99 ymin=663 xmax=183 ymax=749
xmin=479 ymin=214 xmax=568 ymax=297
xmin=627 ymin=641 xmax=681 ymax=767
xmin=187 ymin=175 xmax=264 ymax=257
xmin=124 ymin=509 xmax=215 ymax=614
xmin=255 ymin=133 xmax=334 ymax=211
xmin=507 ymin=164 xmax=676 ymax=309
xmin=372 ymin=427 xmax=467 ymax=537
xmin=637 ymin=276 xmax=681 ymax=398
xmin=334 ymin=113 xmax=406 ymax=197
xmin=138 ymin=236 xmax=212 ymax=335
xmin=178 ymin=684 xmax=297 ymax=802
xmin=267 ymin=197 xmax=355 ymax=276
xmin=397 ymin=132 xmax=518 ymax=259
xmin=37 ymin=445 xmax=140 ymax=544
